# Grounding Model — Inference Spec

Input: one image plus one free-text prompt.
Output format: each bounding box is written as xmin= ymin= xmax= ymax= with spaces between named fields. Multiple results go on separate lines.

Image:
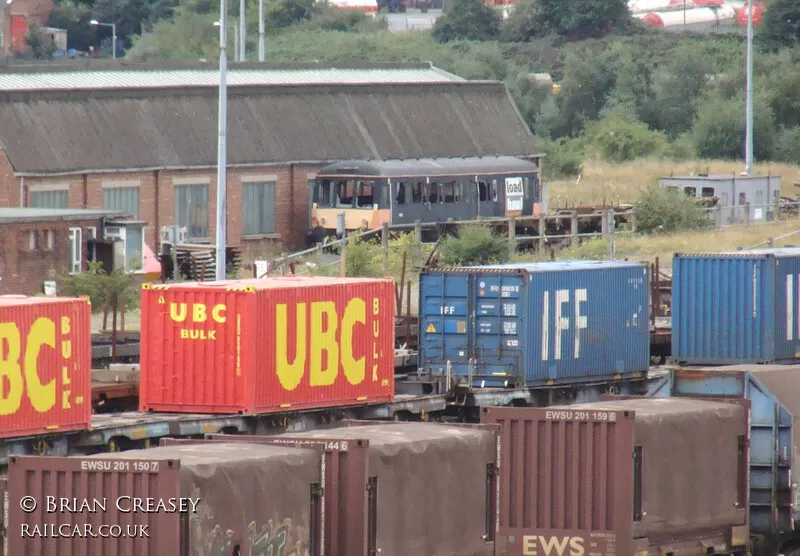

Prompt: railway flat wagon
xmin=481 ymin=398 xmax=750 ymax=556
xmin=7 ymin=442 xmax=335 ymax=556
xmin=419 ymin=261 xmax=651 ymax=388
xmin=139 ymin=276 xmax=395 ymax=414
xmin=648 ymin=365 xmax=800 ymax=555
xmin=672 ymin=248 xmax=800 ymax=365
xmin=0 ymin=295 xmax=92 ymax=439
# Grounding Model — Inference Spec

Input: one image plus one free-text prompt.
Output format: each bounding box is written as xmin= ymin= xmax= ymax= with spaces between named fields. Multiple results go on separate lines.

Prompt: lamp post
xmin=744 ymin=1 xmax=754 ymax=175
xmin=214 ymin=20 xmax=238 ymax=61
xmin=258 ymin=0 xmax=265 ymax=61
xmin=4 ymin=0 xmax=13 ymax=56
xmin=214 ymin=3 xmax=228 ymax=281
xmin=89 ymin=19 xmax=116 ymax=59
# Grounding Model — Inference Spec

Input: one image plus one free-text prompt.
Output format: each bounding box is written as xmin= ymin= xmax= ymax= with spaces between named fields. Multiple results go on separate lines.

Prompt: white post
xmin=745 ymin=1 xmax=754 ymax=175
xmin=111 ymin=23 xmax=116 ymax=59
xmin=239 ymin=0 xmax=246 ymax=61
xmin=216 ymin=0 xmax=229 ymax=281
xmin=258 ymin=0 xmax=265 ymax=61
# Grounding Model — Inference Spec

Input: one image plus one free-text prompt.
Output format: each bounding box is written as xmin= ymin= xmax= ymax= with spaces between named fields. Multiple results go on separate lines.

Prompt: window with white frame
xmin=29 ymin=190 xmax=68 ymax=209
xmin=68 ymin=228 xmax=82 ymax=274
xmin=104 ymin=187 xmax=140 ymax=218
xmin=243 ymin=181 xmax=277 ymax=236
xmin=175 ymin=184 xmax=209 ymax=238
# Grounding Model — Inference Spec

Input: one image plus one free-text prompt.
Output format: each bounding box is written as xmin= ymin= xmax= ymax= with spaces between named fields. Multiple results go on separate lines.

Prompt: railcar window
xmin=701 ymin=187 xmax=715 ymax=198
xmin=336 ymin=180 xmax=355 ymax=207
xmin=491 ymin=179 xmax=498 ymax=202
xmin=356 ymin=181 xmax=375 ymax=208
xmin=396 ymin=182 xmax=407 ymax=205
xmin=429 ymin=181 xmax=440 ymax=204
xmin=478 ymin=181 xmax=488 ymax=202
xmin=684 ymin=187 xmax=696 ymax=197
xmin=380 ymin=183 xmax=390 ymax=208
xmin=443 ymin=181 xmax=457 ymax=203
xmin=738 ymin=192 xmax=746 ymax=205
xmin=412 ymin=182 xmax=423 ymax=204
xmin=315 ymin=181 xmax=333 ymax=207
xmin=458 ymin=181 xmax=468 ymax=203
xmin=523 ymin=177 xmax=530 ymax=200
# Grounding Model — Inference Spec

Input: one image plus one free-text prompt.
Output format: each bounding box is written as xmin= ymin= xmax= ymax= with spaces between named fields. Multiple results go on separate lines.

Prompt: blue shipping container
xmin=672 ymin=248 xmax=800 ymax=365
xmin=418 ymin=261 xmax=650 ymax=388
xmin=647 ymin=365 xmax=797 ymax=536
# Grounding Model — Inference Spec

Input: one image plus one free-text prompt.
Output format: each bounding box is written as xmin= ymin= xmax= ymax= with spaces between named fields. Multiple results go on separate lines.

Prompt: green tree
xmin=514 ymin=0 xmax=631 ymax=40
xmin=773 ymin=126 xmax=800 ymax=164
xmin=24 ymin=25 xmax=57 ymax=59
xmin=583 ymin=109 xmax=669 ymax=163
xmin=647 ymin=43 xmax=713 ymax=138
xmin=691 ymin=95 xmax=777 ymax=161
xmin=758 ymin=0 xmax=800 ymax=51
xmin=48 ymin=1 xmax=97 ymax=51
xmin=634 ymin=186 xmax=712 ymax=235
xmin=56 ymin=262 xmax=139 ymax=317
xmin=439 ymin=224 xmax=511 ymax=266
xmin=432 ymin=0 xmax=501 ymax=43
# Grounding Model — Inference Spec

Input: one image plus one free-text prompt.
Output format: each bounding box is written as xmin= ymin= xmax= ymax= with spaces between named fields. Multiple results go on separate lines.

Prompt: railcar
xmin=310 ymin=156 xmax=542 ymax=238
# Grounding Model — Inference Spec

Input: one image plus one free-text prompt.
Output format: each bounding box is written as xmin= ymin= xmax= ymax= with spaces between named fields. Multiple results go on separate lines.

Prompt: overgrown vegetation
xmin=438 ymin=224 xmax=511 ymax=266
xmin=633 ymin=187 xmax=714 ymax=235
xmin=56 ymin=262 xmax=140 ymax=315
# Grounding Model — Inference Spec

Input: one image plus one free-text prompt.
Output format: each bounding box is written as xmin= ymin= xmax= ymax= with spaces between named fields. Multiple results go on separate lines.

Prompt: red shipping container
xmin=140 ymin=276 xmax=395 ymax=414
xmin=0 ymin=295 xmax=92 ymax=439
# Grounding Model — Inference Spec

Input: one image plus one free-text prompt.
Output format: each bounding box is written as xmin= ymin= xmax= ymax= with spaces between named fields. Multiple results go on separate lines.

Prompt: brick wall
xmin=12 ymin=161 xmax=323 ymax=258
xmin=0 ymin=218 xmax=103 ymax=295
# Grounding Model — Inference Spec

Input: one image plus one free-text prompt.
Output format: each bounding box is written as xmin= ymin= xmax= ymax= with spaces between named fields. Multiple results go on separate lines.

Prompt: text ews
xmin=541 ymin=289 xmax=588 ymax=361
xmin=0 ymin=315 xmax=82 ymax=415
xmin=522 ymin=535 xmax=585 ymax=556
xmin=275 ymin=297 xmax=382 ymax=390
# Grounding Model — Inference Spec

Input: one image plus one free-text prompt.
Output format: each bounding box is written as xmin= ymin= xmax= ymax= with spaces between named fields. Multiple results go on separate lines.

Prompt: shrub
xmin=439 ymin=223 xmax=511 ymax=266
xmin=583 ymin=110 xmax=669 ymax=163
xmin=634 ymin=186 xmax=713 ymax=235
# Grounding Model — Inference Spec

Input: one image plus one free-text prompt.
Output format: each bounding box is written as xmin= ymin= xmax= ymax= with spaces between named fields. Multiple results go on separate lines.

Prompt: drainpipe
xmin=153 ymin=170 xmax=160 ymax=250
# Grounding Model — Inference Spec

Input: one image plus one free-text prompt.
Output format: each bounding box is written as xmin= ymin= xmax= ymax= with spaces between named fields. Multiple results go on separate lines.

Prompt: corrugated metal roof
xmin=0 ymin=208 xmax=124 ymax=223
xmin=0 ymin=66 xmax=465 ymax=92
xmin=0 ymin=82 xmax=538 ymax=175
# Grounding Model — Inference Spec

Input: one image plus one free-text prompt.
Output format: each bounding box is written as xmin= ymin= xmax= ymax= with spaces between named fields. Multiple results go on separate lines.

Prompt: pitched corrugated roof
xmin=0 ymin=208 xmax=124 ymax=223
xmin=0 ymin=65 xmax=464 ymax=92
xmin=0 ymin=81 xmax=538 ymax=175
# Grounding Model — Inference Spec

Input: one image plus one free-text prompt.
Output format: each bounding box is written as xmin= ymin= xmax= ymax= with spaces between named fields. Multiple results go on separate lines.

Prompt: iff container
xmin=0 ymin=295 xmax=91 ymax=439
xmin=647 ymin=365 xmax=800 ymax=555
xmin=140 ymin=276 xmax=395 ymax=414
xmin=418 ymin=261 xmax=650 ymax=387
xmin=672 ymin=248 xmax=800 ymax=365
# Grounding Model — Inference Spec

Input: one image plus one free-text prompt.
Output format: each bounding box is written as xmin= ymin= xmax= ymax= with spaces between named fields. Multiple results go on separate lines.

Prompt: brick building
xmin=0 ymin=62 xmax=539 ymax=258
xmin=1 ymin=0 xmax=54 ymax=55
xmin=0 ymin=207 xmax=133 ymax=295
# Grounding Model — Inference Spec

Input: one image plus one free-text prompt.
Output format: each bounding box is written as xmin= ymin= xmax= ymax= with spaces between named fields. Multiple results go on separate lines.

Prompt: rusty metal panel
xmin=7 ymin=454 xmax=182 ymax=556
xmin=481 ymin=406 xmax=636 ymax=556
xmin=282 ymin=421 xmax=498 ymax=556
xmin=204 ymin=433 xmax=369 ymax=556
xmin=0 ymin=296 xmax=92 ymax=438
xmin=140 ymin=276 xmax=395 ymax=414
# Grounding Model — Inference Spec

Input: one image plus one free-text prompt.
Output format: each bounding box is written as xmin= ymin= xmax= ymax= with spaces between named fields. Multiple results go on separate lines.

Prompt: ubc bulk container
xmin=275 ymin=421 xmax=498 ymax=556
xmin=672 ymin=249 xmax=800 ymax=365
xmin=419 ymin=261 xmax=650 ymax=388
xmin=0 ymin=295 xmax=91 ymax=439
xmin=8 ymin=442 xmax=325 ymax=556
xmin=482 ymin=398 xmax=750 ymax=556
xmin=140 ymin=276 xmax=395 ymax=414
xmin=647 ymin=365 xmax=800 ymax=553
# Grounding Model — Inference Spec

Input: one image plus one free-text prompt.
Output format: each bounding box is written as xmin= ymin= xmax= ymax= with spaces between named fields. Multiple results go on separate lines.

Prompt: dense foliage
xmin=34 ymin=0 xmax=800 ymax=171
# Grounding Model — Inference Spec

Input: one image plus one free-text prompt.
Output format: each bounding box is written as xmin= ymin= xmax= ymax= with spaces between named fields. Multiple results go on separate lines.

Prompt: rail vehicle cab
xmin=310 ymin=156 xmax=542 ymax=235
